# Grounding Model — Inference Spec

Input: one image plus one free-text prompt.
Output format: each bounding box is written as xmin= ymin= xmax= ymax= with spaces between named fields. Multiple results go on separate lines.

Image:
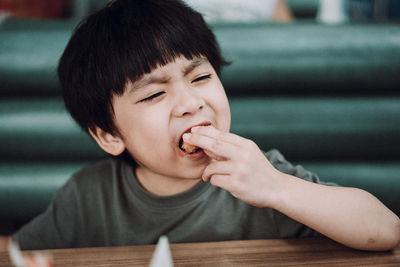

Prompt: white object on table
xmin=150 ymin=236 xmax=174 ymax=267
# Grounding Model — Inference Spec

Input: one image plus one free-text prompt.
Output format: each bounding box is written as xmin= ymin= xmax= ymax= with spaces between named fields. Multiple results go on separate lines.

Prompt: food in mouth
xmin=180 ymin=141 xmax=199 ymax=153
xmin=179 ymin=123 xmax=211 ymax=154
xmin=179 ymin=137 xmax=200 ymax=153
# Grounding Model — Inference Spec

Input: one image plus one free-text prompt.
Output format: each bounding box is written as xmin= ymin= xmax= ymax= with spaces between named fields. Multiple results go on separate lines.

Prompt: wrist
xmin=263 ymin=170 xmax=291 ymax=209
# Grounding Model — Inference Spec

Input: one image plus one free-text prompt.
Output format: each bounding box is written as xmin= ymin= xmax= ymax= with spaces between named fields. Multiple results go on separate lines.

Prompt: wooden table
xmin=0 ymin=238 xmax=399 ymax=266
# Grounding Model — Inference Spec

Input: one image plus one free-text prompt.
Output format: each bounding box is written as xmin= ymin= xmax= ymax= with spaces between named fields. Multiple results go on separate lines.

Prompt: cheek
xmin=220 ymin=101 xmax=231 ymax=132
xmin=130 ymin=115 xmax=176 ymax=167
xmin=132 ymin=112 xmax=167 ymax=147
xmin=112 ymin=98 xmax=173 ymax=164
xmin=212 ymin=85 xmax=231 ymax=132
xmin=118 ymin=108 xmax=168 ymax=156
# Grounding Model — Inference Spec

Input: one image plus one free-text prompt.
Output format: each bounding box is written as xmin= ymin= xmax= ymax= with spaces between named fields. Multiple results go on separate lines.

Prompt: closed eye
xmin=192 ymin=74 xmax=212 ymax=83
xmin=140 ymin=91 xmax=165 ymax=102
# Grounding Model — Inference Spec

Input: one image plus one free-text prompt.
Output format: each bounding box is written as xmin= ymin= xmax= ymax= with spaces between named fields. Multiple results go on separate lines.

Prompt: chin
xmin=179 ymin=163 xmax=208 ymax=180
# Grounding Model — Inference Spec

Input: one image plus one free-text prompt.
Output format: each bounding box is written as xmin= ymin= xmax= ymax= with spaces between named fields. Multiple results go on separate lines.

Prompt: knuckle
xmin=230 ymin=177 xmax=241 ymax=191
xmin=216 ymin=131 xmax=224 ymax=140
xmin=202 ymin=169 xmax=210 ymax=180
xmin=241 ymin=150 xmax=251 ymax=162
xmin=204 ymin=163 xmax=215 ymax=175
xmin=210 ymin=176 xmax=219 ymax=186
xmin=211 ymin=139 xmax=222 ymax=151
xmin=246 ymin=139 xmax=256 ymax=148
xmin=236 ymin=162 xmax=247 ymax=176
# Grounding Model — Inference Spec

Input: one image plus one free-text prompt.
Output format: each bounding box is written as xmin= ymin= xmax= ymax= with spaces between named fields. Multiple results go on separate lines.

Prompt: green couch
xmin=1 ymin=19 xmax=399 ymax=235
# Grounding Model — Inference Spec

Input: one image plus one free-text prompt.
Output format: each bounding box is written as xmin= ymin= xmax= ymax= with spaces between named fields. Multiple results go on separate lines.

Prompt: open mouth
xmin=179 ymin=139 xmax=199 ymax=154
xmin=179 ymin=122 xmax=211 ymax=154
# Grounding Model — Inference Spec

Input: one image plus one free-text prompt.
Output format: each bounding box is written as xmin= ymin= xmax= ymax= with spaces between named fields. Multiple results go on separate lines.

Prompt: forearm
xmin=187 ymin=127 xmax=400 ymax=250
xmin=270 ymin=173 xmax=400 ymax=251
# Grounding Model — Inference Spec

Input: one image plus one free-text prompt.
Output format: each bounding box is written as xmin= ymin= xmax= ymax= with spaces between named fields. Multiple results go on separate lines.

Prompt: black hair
xmin=58 ymin=0 xmax=228 ymax=136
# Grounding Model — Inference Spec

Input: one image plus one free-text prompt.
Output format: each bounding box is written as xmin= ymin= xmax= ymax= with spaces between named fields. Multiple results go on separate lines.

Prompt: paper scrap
xmin=8 ymin=241 xmax=26 ymax=267
xmin=150 ymin=236 xmax=174 ymax=267
xmin=8 ymin=240 xmax=53 ymax=267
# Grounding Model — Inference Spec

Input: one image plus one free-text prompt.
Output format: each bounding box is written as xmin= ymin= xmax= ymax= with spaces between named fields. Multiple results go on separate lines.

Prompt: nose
xmin=172 ymin=89 xmax=205 ymax=117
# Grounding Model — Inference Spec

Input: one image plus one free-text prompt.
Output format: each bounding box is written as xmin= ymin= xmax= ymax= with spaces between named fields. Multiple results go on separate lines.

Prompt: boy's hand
xmin=183 ymin=126 xmax=282 ymax=208
xmin=184 ymin=127 xmax=400 ymax=251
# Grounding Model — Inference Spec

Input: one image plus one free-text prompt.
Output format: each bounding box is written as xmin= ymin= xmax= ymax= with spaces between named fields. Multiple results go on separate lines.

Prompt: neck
xmin=135 ymin=166 xmax=201 ymax=196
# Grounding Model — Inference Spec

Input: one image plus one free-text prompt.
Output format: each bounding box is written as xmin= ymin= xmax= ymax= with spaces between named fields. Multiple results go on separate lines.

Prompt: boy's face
xmin=110 ymin=56 xmax=230 ymax=183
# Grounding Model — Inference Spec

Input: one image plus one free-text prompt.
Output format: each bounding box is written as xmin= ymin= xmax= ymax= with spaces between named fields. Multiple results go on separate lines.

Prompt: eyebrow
xmin=129 ymin=75 xmax=171 ymax=94
xmin=128 ymin=58 xmax=208 ymax=94
xmin=182 ymin=58 xmax=208 ymax=76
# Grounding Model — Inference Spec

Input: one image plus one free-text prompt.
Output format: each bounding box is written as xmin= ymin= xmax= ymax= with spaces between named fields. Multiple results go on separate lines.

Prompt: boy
xmin=1 ymin=0 xmax=399 ymax=251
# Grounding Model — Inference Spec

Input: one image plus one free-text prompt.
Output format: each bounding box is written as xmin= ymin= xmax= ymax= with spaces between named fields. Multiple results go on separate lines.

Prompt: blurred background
xmin=1 ymin=0 xmax=399 ymax=22
xmin=0 ymin=0 xmax=399 ymax=235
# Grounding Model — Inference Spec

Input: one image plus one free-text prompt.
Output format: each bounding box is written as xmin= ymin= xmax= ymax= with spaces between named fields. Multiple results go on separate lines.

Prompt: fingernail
xmin=182 ymin=133 xmax=192 ymax=141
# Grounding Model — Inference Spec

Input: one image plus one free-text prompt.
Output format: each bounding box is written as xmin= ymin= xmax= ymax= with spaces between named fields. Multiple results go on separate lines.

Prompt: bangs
xmin=99 ymin=0 xmax=226 ymax=96
xmin=59 ymin=0 xmax=227 ymax=135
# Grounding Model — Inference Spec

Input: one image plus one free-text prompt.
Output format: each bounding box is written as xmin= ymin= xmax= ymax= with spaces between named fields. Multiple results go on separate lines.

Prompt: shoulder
xmin=264 ymin=149 xmax=286 ymax=163
xmin=263 ymin=149 xmax=321 ymax=184
xmin=73 ymin=157 xmax=119 ymax=178
xmin=56 ymin=157 xmax=126 ymax=198
xmin=71 ymin=157 xmax=123 ymax=183
xmin=263 ymin=149 xmax=296 ymax=173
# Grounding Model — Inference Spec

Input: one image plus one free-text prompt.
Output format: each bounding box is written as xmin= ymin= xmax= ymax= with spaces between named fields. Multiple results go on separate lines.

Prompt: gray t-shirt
xmin=14 ymin=149 xmax=333 ymax=250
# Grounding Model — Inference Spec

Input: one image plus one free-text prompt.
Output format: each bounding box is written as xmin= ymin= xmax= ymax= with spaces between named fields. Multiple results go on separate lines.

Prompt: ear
xmin=89 ymin=126 xmax=126 ymax=156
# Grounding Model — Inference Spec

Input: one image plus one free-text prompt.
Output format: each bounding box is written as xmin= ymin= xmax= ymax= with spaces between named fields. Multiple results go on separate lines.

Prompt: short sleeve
xmin=13 ymin=175 xmax=84 ymax=250
xmin=264 ymin=149 xmax=336 ymax=238
xmin=265 ymin=149 xmax=337 ymax=186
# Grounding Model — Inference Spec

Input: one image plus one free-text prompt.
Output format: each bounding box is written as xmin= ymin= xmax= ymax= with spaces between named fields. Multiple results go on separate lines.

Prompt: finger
xmin=208 ymin=173 xmax=230 ymax=188
xmin=191 ymin=126 xmax=246 ymax=147
xmin=183 ymin=132 xmax=236 ymax=160
xmin=203 ymin=149 xmax=226 ymax=161
xmin=202 ymin=160 xmax=232 ymax=182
